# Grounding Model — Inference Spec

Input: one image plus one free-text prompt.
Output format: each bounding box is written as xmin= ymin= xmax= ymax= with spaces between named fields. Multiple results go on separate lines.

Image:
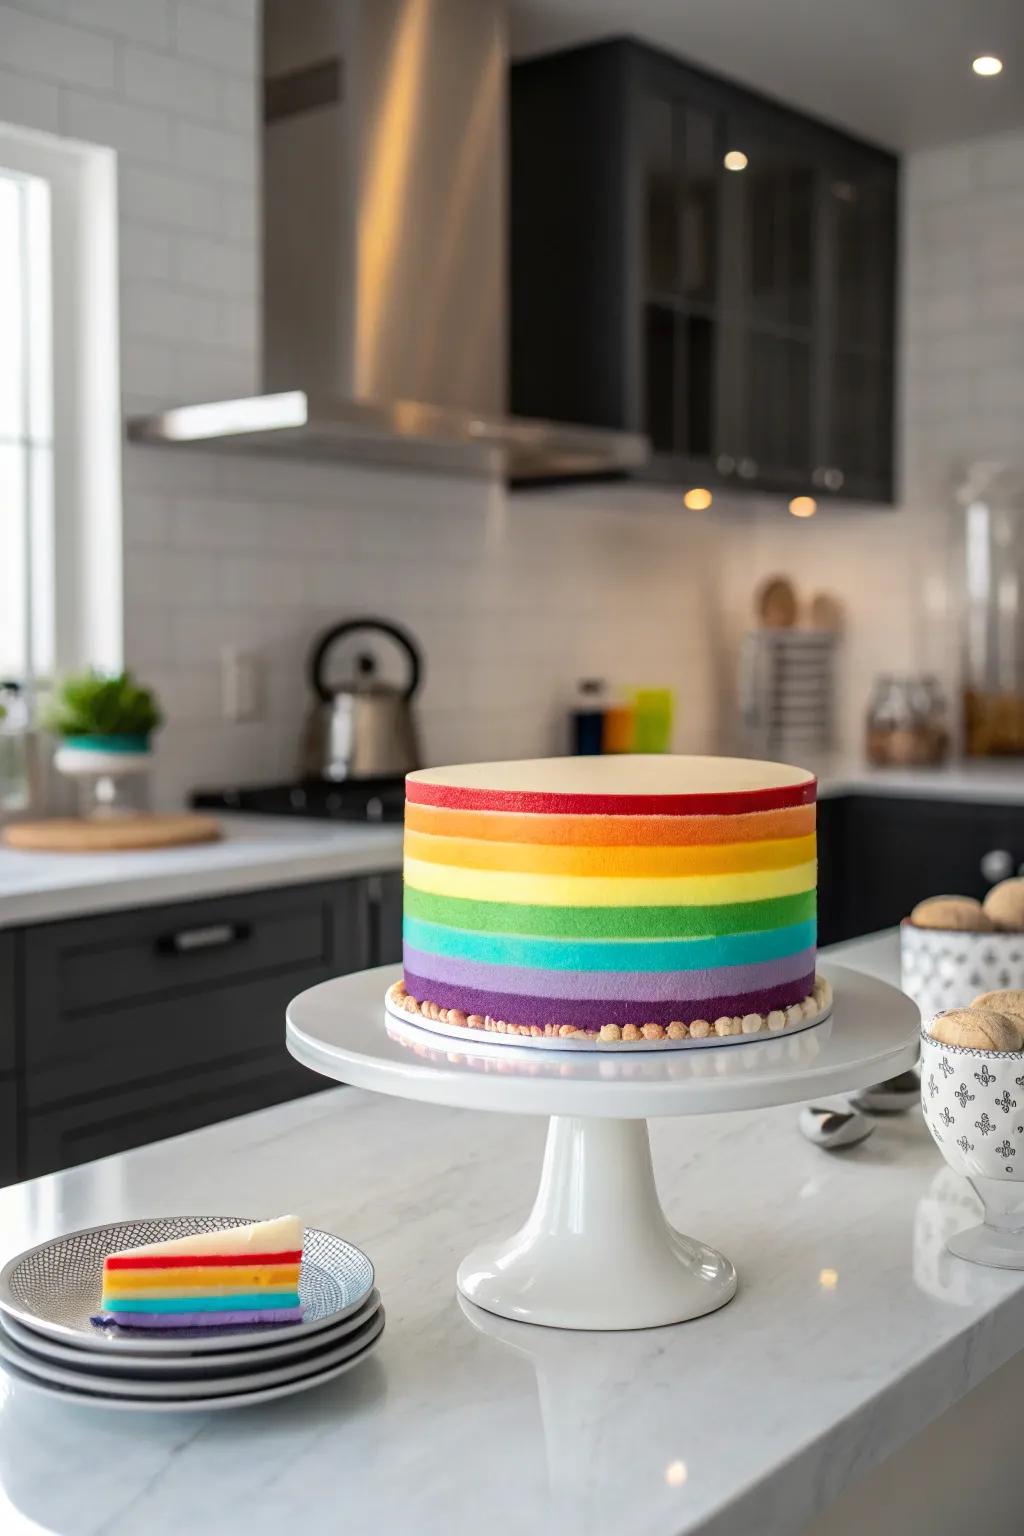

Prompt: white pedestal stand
xmin=287 ymin=962 xmax=919 ymax=1331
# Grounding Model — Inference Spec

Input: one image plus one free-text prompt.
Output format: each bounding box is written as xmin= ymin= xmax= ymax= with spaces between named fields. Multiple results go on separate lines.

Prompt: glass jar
xmin=866 ymin=674 xmax=949 ymax=766
xmin=962 ymin=464 xmax=1024 ymax=755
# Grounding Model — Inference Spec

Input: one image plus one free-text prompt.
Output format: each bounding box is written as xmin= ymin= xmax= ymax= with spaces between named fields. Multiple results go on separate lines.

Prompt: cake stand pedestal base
xmin=457 ymin=1116 xmax=737 ymax=1331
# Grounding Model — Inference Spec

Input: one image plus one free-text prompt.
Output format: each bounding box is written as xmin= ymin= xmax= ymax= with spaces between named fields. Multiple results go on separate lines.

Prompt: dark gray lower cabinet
xmin=15 ymin=872 xmax=391 ymax=1180
xmin=0 ymin=932 xmax=17 ymax=1187
xmin=0 ymin=929 xmax=17 ymax=1078
xmin=24 ymin=1055 xmax=319 ymax=1175
xmin=818 ymin=796 xmax=1024 ymax=943
xmin=374 ymin=871 xmax=404 ymax=963
xmin=0 ymin=1083 xmax=16 ymax=1188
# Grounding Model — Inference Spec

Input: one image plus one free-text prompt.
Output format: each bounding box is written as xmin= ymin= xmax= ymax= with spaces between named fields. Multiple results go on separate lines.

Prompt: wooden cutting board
xmin=3 ymin=813 xmax=222 ymax=853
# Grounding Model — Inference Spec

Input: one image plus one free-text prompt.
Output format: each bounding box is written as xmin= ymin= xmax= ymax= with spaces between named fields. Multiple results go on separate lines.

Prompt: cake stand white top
xmin=286 ymin=961 xmax=920 ymax=1119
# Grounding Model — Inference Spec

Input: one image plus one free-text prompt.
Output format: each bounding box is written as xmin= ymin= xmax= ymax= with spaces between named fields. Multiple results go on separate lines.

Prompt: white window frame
xmin=0 ymin=121 xmax=122 ymax=697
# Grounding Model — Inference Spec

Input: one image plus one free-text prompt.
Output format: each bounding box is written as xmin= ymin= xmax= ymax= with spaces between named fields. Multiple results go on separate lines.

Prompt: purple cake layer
xmin=94 ymin=1307 xmax=304 ymax=1329
xmin=402 ymin=969 xmax=816 ymax=1029
xmin=403 ymin=945 xmax=814 ymax=1001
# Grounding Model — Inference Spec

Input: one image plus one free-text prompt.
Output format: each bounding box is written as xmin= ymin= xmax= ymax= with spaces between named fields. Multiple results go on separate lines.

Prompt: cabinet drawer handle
xmin=156 ymin=922 xmax=251 ymax=955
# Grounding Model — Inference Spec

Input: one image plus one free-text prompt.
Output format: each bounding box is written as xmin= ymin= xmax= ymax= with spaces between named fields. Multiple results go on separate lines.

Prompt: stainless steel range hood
xmin=127 ymin=0 xmax=646 ymax=484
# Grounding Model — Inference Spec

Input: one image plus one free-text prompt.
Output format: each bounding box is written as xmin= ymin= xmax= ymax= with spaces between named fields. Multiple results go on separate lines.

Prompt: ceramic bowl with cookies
xmin=920 ymin=988 xmax=1024 ymax=1269
xmin=901 ymin=880 xmax=1024 ymax=1020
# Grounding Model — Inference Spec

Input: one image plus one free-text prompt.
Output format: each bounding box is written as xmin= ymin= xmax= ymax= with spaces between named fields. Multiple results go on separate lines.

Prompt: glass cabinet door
xmin=639 ymin=94 xmax=718 ymax=462
xmin=714 ymin=116 xmax=817 ymax=490
xmin=814 ymin=165 xmax=897 ymax=500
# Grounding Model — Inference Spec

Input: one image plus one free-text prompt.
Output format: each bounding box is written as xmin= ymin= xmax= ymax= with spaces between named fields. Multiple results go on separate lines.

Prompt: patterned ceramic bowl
xmin=920 ymin=1028 xmax=1024 ymax=1269
xmin=901 ymin=921 xmax=1024 ymax=1019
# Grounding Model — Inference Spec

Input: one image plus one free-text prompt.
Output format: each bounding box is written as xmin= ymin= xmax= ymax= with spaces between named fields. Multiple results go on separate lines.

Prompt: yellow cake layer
xmin=404 ymin=857 xmax=817 ymax=908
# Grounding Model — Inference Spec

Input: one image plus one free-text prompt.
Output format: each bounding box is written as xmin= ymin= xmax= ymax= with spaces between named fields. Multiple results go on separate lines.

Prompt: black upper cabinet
xmin=510 ymin=39 xmax=899 ymax=503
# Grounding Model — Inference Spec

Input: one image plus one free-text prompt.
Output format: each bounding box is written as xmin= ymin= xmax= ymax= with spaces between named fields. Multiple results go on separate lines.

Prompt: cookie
xmin=971 ymin=989 xmax=1024 ymax=1022
xmin=909 ymin=895 xmax=993 ymax=932
xmin=982 ymin=878 xmax=1024 ymax=931
xmin=929 ymin=1006 xmax=1024 ymax=1052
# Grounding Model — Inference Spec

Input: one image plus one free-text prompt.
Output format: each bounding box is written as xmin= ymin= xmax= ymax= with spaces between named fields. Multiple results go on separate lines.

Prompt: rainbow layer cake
xmin=96 ymin=1215 xmax=304 ymax=1329
xmin=389 ymin=755 xmax=828 ymax=1046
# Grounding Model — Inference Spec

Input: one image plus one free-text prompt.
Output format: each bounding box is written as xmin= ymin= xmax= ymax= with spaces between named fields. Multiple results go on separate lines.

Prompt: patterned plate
xmin=0 ymin=1322 xmax=385 ymax=1413
xmin=0 ymin=1218 xmax=374 ymax=1354
xmin=0 ymin=1307 xmax=385 ymax=1400
xmin=0 ymin=1290 xmax=381 ymax=1375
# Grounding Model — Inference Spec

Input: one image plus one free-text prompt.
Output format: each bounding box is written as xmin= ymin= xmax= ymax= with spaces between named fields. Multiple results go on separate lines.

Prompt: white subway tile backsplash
xmin=123 ymin=279 xmax=224 ymax=343
xmin=124 ymin=546 xmax=221 ymax=606
xmin=60 ymin=88 xmax=172 ymax=164
xmin=222 ymin=554 xmax=306 ymax=610
xmin=0 ymin=6 xmax=117 ymax=89
xmin=174 ymin=117 xmax=255 ymax=185
xmin=171 ymin=342 xmax=257 ymax=399
xmin=122 ymin=43 xmax=224 ymax=123
xmin=120 ymin=162 xmax=222 ymax=234
xmin=174 ymin=1 xmax=255 ymax=76
xmin=174 ymin=233 xmax=257 ymax=294
xmin=119 ymin=223 xmax=173 ymax=281
xmin=168 ymin=496 xmax=269 ymax=550
xmin=0 ymin=60 xmax=60 ymax=132
xmin=221 ymin=72 xmax=255 ymax=132
xmin=905 ymin=143 xmax=974 ymax=203
xmin=124 ymin=493 xmax=173 ymax=546
xmin=15 ymin=0 xmax=170 ymax=46
xmin=976 ymin=129 xmax=1024 ymax=191
xmin=220 ymin=183 xmax=257 ymax=242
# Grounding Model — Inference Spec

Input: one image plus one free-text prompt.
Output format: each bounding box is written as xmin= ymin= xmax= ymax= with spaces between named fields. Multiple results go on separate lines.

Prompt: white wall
xmin=2 ymin=0 xmax=1022 ymax=802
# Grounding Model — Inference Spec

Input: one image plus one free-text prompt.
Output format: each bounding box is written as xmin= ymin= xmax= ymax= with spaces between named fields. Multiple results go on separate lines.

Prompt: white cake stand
xmin=287 ymin=962 xmax=919 ymax=1331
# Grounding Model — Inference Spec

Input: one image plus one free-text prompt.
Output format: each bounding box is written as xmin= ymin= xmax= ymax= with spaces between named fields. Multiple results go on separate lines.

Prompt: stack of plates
xmin=0 ymin=1217 xmax=383 ymax=1412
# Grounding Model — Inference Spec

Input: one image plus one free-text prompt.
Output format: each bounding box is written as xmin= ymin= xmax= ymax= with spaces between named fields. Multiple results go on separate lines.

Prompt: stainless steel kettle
xmin=301 ymin=619 xmax=422 ymax=781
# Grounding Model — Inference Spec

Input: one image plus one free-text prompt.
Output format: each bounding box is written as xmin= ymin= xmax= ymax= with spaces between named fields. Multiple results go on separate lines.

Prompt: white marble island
xmin=0 ymin=931 xmax=1022 ymax=1536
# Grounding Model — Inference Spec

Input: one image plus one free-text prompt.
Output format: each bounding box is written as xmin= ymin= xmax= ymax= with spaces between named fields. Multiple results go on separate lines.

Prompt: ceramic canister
xmin=920 ymin=1030 xmax=1024 ymax=1181
xmin=901 ymin=921 xmax=1024 ymax=1019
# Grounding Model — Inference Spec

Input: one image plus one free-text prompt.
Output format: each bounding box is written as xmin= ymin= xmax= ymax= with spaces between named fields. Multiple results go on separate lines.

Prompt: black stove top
xmin=192 ymin=778 xmax=405 ymax=823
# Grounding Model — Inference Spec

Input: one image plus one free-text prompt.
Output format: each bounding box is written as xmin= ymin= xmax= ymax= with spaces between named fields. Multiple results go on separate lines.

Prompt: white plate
xmin=0 ymin=1308 xmax=385 ymax=1408
xmin=385 ymin=988 xmax=833 ymax=1052
xmin=0 ymin=1217 xmax=374 ymax=1353
xmin=0 ymin=1290 xmax=381 ymax=1376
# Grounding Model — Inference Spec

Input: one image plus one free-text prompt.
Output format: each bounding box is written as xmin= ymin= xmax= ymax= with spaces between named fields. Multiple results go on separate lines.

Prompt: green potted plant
xmin=44 ymin=670 xmax=163 ymax=810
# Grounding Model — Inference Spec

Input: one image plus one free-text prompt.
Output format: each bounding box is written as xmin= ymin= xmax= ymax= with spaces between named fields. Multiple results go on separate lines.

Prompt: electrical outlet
xmin=221 ymin=647 xmax=262 ymax=722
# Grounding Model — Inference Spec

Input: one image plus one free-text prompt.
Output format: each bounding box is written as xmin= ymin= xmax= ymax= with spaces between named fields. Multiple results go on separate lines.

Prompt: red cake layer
xmin=105 ymin=1250 xmax=303 ymax=1270
xmin=405 ymin=778 xmax=816 ymax=817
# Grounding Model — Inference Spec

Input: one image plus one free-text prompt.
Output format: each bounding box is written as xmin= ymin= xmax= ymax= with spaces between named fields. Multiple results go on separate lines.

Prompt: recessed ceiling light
xmin=973 ymin=55 xmax=1003 ymax=76
xmin=723 ymin=150 xmax=748 ymax=172
xmin=789 ymin=496 xmax=817 ymax=518
xmin=683 ymin=487 xmax=713 ymax=510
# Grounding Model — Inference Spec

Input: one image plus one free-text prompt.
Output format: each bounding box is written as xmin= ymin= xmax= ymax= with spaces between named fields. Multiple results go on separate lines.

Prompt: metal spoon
xmin=849 ymin=1069 xmax=921 ymax=1115
xmin=798 ymin=1103 xmax=876 ymax=1150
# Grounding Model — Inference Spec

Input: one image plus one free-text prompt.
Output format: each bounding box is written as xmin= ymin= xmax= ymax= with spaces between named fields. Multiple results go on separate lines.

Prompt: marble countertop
xmin=812 ymin=754 xmax=1024 ymax=802
xmin=0 ymin=929 xmax=1021 ymax=1535
xmin=0 ymin=814 xmax=404 ymax=929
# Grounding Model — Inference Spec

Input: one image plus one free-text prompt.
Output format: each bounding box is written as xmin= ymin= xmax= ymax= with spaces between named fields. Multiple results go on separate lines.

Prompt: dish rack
xmin=738 ymin=630 xmax=837 ymax=758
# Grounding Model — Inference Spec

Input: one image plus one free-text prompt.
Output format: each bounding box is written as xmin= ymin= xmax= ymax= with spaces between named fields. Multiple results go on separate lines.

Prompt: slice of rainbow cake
xmin=96 ymin=1215 xmax=304 ymax=1329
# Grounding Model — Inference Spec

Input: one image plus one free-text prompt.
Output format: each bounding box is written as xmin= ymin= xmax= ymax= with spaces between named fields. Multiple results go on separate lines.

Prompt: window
xmin=0 ymin=166 xmax=54 ymax=706
xmin=0 ymin=122 xmax=122 ymax=713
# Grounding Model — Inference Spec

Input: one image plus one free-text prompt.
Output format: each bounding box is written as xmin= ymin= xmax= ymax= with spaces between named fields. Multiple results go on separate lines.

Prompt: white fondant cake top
xmin=407 ymin=755 xmax=815 ymax=795
xmin=106 ymin=1215 xmax=303 ymax=1260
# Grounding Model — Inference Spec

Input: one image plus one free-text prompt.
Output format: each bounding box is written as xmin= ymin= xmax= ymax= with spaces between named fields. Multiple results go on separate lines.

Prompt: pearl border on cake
xmin=386 ymin=975 xmax=832 ymax=1044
